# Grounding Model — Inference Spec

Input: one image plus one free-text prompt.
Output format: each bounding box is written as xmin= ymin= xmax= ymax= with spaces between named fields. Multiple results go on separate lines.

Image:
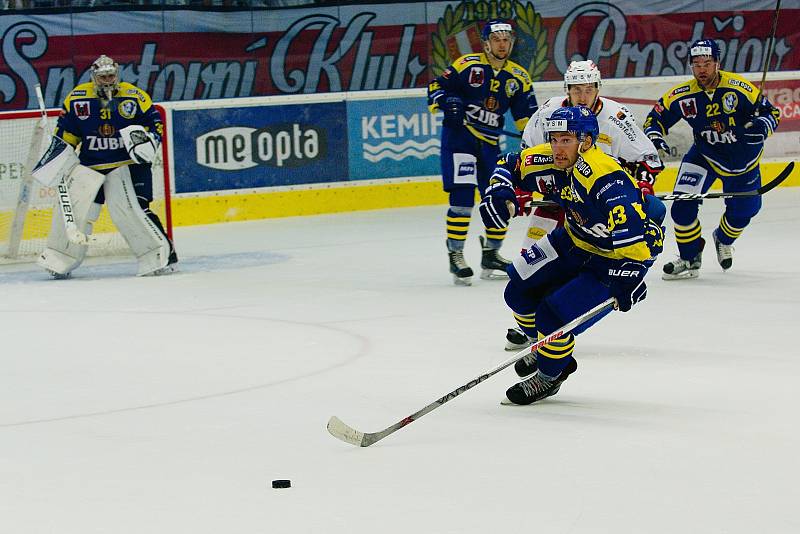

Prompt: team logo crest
xmin=709 ymin=120 xmax=725 ymax=133
xmin=679 ymin=98 xmax=698 ymax=119
xmin=505 ymin=79 xmax=519 ymax=97
xmin=98 ymin=123 xmax=115 ymax=137
xmin=536 ymin=174 xmax=555 ymax=191
xmin=74 ymin=101 xmax=90 ymax=120
xmin=118 ymin=100 xmax=137 ymax=119
xmin=484 ymin=96 xmax=499 ymax=111
xmin=468 ymin=66 xmax=485 ymax=87
xmin=430 ymin=1 xmax=549 ymax=81
xmin=616 ymin=110 xmax=627 ymax=120
xmin=722 ymin=92 xmax=738 ymax=114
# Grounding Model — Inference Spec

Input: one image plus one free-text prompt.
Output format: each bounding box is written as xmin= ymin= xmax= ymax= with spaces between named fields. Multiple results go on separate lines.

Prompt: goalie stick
xmin=526 ymin=161 xmax=795 ymax=208
xmin=327 ymin=298 xmax=616 ymax=447
xmin=34 ymin=85 xmax=111 ymax=247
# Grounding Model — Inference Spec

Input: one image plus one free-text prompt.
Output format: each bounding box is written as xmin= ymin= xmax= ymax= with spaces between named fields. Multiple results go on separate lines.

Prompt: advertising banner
xmin=1 ymin=2 xmax=797 ymax=111
xmin=347 ymin=97 xmax=442 ymax=181
xmin=171 ymin=102 xmax=347 ymax=193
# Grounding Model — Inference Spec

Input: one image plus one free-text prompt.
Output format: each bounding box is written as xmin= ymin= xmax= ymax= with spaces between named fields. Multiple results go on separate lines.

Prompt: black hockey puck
xmin=272 ymin=479 xmax=291 ymax=489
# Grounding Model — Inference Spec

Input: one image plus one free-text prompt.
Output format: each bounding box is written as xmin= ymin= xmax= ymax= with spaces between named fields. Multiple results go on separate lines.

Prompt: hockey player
xmin=478 ymin=106 xmax=665 ymax=404
xmin=427 ymin=19 xmax=538 ymax=285
xmin=644 ymin=39 xmax=781 ymax=280
xmin=35 ymin=54 xmax=177 ymax=278
xmin=503 ymin=59 xmax=663 ymax=349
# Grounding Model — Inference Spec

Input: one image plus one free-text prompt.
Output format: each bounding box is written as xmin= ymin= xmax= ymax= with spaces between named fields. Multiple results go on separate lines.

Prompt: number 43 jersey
xmin=644 ymin=70 xmax=781 ymax=176
xmin=517 ymin=143 xmax=654 ymax=262
xmin=55 ymin=81 xmax=163 ymax=172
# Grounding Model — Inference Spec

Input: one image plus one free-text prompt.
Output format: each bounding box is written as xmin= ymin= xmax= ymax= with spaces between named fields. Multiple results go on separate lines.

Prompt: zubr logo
xmin=196 ymin=124 xmax=325 ymax=170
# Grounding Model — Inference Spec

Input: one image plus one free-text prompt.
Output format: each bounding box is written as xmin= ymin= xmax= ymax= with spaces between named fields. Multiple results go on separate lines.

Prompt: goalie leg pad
xmin=37 ymin=166 xmax=105 ymax=276
xmin=104 ymin=166 xmax=171 ymax=276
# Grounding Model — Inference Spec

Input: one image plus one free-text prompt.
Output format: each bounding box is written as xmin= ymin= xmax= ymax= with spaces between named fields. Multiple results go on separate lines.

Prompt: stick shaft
xmin=528 ymin=161 xmax=794 ymax=208
xmin=757 ymin=0 xmax=782 ymax=99
xmin=328 ymin=298 xmax=616 ymax=447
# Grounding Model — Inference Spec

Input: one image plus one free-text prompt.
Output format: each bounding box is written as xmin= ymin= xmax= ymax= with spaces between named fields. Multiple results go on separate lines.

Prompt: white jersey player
xmin=523 ymin=61 xmax=662 ymax=179
xmin=504 ymin=60 xmax=663 ymax=350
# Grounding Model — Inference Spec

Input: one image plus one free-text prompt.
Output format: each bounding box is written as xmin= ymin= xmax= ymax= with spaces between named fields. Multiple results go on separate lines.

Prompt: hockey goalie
xmin=33 ymin=54 xmax=177 ymax=278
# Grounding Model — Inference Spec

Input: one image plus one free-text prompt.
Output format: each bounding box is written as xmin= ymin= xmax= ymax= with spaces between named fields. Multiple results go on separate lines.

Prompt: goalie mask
xmin=91 ymin=54 xmax=120 ymax=101
xmin=481 ymin=19 xmax=515 ymax=62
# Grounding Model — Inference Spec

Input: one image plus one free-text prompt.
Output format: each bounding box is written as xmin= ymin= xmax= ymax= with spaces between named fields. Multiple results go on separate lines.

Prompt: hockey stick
xmin=527 ymin=161 xmax=795 ymax=208
xmin=465 ymin=120 xmax=522 ymax=139
xmin=327 ymin=297 xmax=616 ymax=447
xmin=756 ymin=0 xmax=782 ymax=101
xmin=35 ymin=85 xmax=108 ymax=247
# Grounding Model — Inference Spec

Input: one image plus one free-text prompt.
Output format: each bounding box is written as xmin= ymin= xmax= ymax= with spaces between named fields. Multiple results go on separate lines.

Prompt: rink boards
xmin=161 ymin=73 xmax=800 ymax=226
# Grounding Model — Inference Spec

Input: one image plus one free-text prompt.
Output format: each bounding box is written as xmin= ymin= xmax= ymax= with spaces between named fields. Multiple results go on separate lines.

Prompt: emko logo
xmin=196 ymin=124 xmax=325 ymax=170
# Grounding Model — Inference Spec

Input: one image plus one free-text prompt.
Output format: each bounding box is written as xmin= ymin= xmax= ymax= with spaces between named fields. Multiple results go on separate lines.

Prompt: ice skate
xmin=505 ymin=327 xmax=534 ymax=351
xmin=502 ymin=358 xmax=577 ymax=405
xmin=712 ymin=230 xmax=734 ymax=270
xmin=448 ymin=250 xmax=473 ymax=286
xmin=46 ymin=269 xmax=71 ymax=280
xmin=479 ymin=235 xmax=510 ymax=280
xmin=662 ymin=238 xmax=704 ymax=280
xmin=513 ymin=349 xmax=538 ymax=377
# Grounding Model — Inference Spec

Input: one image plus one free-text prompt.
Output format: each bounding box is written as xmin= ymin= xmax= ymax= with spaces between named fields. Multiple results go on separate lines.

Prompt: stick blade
xmin=327 ymin=416 xmax=367 ymax=447
xmin=758 ymin=161 xmax=794 ymax=195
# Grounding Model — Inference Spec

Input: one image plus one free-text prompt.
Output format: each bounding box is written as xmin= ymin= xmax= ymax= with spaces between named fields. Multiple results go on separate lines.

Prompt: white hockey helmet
xmin=563 ymin=60 xmax=602 ymax=91
xmin=91 ymin=54 xmax=120 ymax=100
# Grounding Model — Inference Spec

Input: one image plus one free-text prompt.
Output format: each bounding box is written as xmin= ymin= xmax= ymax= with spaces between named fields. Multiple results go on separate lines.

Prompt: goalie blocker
xmin=33 ymin=136 xmax=176 ymax=277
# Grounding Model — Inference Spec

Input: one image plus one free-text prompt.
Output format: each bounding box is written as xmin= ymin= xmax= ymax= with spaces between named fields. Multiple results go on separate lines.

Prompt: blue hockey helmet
xmin=544 ymin=106 xmax=599 ymax=145
xmin=688 ymin=39 xmax=721 ymax=63
xmin=481 ymin=19 xmax=514 ymax=42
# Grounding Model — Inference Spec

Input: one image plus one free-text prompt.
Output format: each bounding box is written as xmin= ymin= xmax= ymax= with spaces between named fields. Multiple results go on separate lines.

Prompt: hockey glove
xmin=442 ymin=96 xmax=465 ymax=128
xmin=744 ymin=115 xmax=777 ymax=145
xmin=479 ymin=181 xmax=518 ymax=229
xmin=120 ymin=125 xmax=158 ymax=164
xmin=647 ymin=132 xmax=670 ymax=155
xmin=637 ymin=180 xmax=655 ymax=197
xmin=515 ymin=187 xmax=533 ymax=216
xmin=608 ymin=260 xmax=649 ymax=312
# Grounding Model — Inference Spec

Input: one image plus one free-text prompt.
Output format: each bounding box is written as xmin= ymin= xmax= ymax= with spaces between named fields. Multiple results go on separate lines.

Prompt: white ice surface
xmin=1 ymin=189 xmax=799 ymax=534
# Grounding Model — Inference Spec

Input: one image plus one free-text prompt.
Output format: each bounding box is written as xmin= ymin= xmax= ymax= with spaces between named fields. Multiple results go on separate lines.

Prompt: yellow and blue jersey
xmin=427 ymin=53 xmax=535 ymax=144
xmin=644 ymin=71 xmax=781 ymax=176
xmin=500 ymin=143 xmax=658 ymax=262
xmin=55 ymin=81 xmax=163 ymax=171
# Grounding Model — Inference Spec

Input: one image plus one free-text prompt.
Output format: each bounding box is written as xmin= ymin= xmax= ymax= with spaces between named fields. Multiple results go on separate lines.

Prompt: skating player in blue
xmin=478 ymin=106 xmax=666 ymax=405
xmin=427 ymin=19 xmax=537 ymax=285
xmin=644 ymin=39 xmax=781 ymax=279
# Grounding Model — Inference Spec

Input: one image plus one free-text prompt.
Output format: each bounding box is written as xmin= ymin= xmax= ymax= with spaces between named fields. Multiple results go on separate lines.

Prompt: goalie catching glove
xmin=120 ymin=125 xmax=158 ymax=164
